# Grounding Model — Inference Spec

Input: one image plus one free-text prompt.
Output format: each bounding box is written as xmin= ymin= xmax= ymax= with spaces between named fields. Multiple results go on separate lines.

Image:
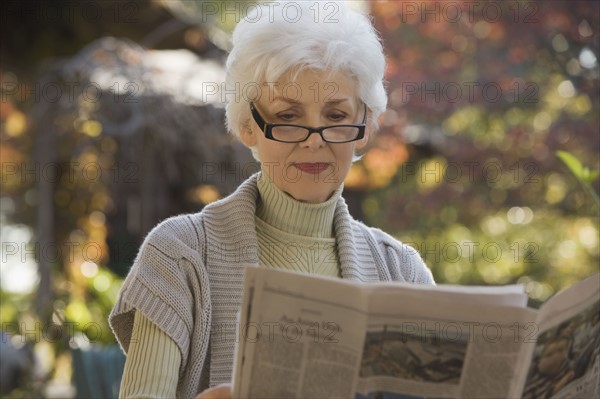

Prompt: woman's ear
xmin=355 ymin=129 xmax=370 ymax=150
xmin=239 ymin=122 xmax=258 ymax=147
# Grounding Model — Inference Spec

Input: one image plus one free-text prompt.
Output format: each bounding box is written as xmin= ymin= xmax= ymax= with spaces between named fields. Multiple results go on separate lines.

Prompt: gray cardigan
xmin=109 ymin=173 xmax=434 ymax=397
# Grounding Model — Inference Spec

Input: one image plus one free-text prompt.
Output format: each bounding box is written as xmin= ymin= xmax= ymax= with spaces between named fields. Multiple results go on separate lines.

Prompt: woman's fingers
xmin=195 ymin=383 xmax=232 ymax=399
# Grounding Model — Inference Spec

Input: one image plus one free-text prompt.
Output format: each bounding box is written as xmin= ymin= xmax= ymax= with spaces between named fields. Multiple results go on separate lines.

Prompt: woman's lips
xmin=294 ymin=162 xmax=330 ymax=174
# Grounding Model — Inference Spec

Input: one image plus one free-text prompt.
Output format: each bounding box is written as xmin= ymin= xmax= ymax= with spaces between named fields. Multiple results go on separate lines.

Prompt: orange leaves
xmin=346 ymin=135 xmax=409 ymax=190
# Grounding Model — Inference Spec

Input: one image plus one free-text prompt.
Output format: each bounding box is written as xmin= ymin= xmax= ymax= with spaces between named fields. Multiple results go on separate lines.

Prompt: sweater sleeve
xmin=109 ymin=213 xmax=212 ymax=394
xmin=119 ymin=310 xmax=181 ymax=398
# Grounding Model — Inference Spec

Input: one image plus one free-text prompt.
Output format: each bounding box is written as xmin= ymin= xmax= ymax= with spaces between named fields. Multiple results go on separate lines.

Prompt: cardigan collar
xmin=200 ymin=172 xmax=389 ymax=387
xmin=201 ymin=172 xmax=382 ymax=282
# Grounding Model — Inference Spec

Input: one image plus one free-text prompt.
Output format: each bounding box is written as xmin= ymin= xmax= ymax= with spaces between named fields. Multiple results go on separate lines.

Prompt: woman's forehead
xmin=258 ymin=69 xmax=359 ymax=105
xmin=270 ymin=68 xmax=356 ymax=85
xmin=268 ymin=96 xmax=354 ymax=106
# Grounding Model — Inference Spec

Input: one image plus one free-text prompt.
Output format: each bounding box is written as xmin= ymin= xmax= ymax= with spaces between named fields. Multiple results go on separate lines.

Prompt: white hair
xmin=224 ymin=0 xmax=388 ymax=143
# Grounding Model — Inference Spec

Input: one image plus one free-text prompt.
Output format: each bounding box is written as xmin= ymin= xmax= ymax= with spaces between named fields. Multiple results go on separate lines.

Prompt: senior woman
xmin=110 ymin=1 xmax=434 ymax=398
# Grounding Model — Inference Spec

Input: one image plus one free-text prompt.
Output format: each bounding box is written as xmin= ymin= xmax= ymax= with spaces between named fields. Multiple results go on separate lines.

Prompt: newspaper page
xmin=511 ymin=273 xmax=600 ymax=399
xmin=233 ymin=268 xmax=533 ymax=399
xmin=356 ymin=283 xmax=535 ymax=399
xmin=233 ymin=267 xmax=371 ymax=398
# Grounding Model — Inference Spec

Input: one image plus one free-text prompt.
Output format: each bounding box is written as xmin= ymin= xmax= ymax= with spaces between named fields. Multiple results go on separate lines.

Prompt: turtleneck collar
xmin=255 ymin=171 xmax=343 ymax=238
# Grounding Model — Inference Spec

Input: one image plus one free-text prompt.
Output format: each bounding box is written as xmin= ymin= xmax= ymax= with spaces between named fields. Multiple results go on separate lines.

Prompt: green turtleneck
xmin=255 ymin=172 xmax=342 ymax=277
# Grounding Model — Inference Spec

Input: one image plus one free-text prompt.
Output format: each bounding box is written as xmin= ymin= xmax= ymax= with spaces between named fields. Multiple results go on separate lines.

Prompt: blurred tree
xmin=1 ymin=0 xmax=253 ymax=395
xmin=350 ymin=0 xmax=600 ymax=305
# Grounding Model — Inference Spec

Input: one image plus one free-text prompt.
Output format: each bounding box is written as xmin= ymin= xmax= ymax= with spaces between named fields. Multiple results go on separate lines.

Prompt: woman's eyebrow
xmin=270 ymin=96 xmax=302 ymax=104
xmin=324 ymin=98 xmax=352 ymax=105
xmin=269 ymin=97 xmax=353 ymax=105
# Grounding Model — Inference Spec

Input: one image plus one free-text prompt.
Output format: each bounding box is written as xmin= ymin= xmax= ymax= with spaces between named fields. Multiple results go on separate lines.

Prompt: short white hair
xmin=224 ymin=1 xmax=388 ymax=140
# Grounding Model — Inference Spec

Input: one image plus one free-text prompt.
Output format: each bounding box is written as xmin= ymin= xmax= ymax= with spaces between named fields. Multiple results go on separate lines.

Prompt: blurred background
xmin=1 ymin=0 xmax=598 ymax=397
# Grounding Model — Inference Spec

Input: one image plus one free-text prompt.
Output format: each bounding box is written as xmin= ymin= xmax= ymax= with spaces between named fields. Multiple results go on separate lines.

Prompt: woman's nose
xmin=300 ymin=131 xmax=326 ymax=150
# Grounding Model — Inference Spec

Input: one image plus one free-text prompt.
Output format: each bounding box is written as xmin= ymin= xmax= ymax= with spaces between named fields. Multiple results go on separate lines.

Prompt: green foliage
xmin=556 ymin=150 xmax=600 ymax=209
xmin=556 ymin=151 xmax=600 ymax=185
xmin=359 ymin=1 xmax=600 ymax=306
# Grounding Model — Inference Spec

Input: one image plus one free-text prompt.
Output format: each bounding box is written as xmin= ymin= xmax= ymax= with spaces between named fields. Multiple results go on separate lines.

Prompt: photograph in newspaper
xmin=360 ymin=325 xmax=468 ymax=383
xmin=356 ymin=323 xmax=467 ymax=399
xmin=522 ymin=299 xmax=600 ymax=399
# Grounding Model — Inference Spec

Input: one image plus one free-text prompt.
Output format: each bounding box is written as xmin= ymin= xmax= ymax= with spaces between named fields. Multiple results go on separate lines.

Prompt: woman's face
xmin=240 ymin=69 xmax=369 ymax=203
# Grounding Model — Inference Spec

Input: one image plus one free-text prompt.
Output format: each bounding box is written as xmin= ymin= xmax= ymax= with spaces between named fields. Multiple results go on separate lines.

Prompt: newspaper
xmin=232 ymin=268 xmax=600 ymax=399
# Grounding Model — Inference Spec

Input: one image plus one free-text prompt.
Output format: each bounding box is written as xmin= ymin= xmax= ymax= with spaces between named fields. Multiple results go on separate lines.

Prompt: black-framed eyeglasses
xmin=250 ymin=103 xmax=367 ymax=143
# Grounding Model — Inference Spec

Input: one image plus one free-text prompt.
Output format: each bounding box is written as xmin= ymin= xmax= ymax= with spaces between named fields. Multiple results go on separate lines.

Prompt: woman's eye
xmin=328 ymin=113 xmax=347 ymax=122
xmin=276 ymin=113 xmax=296 ymax=122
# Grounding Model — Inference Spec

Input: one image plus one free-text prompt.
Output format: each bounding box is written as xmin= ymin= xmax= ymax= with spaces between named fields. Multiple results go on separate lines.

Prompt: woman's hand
xmin=195 ymin=383 xmax=232 ymax=399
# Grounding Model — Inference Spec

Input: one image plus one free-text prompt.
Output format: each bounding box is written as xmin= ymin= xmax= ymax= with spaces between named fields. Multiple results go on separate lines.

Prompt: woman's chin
xmin=285 ymin=185 xmax=335 ymax=204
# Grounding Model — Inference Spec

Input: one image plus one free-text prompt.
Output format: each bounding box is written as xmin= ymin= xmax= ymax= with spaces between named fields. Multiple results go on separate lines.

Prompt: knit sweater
xmin=109 ymin=173 xmax=434 ymax=397
xmin=120 ymin=172 xmax=345 ymax=397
